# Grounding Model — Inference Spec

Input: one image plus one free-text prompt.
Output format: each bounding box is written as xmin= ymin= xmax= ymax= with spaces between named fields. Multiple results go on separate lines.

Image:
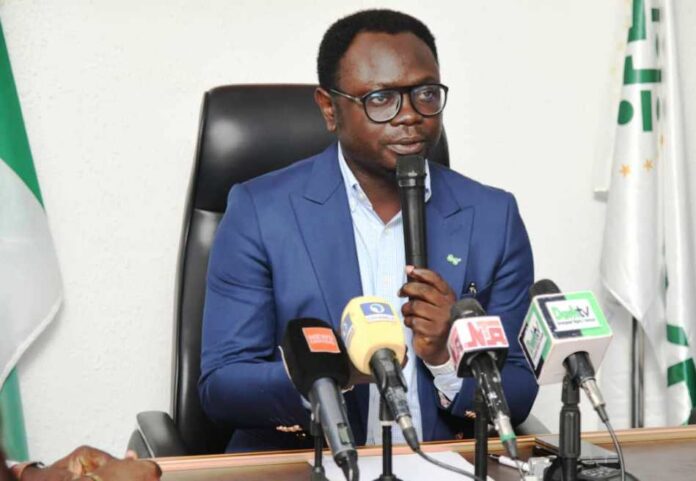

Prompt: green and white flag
xmin=600 ymin=0 xmax=695 ymax=425
xmin=0 ymin=21 xmax=63 ymax=457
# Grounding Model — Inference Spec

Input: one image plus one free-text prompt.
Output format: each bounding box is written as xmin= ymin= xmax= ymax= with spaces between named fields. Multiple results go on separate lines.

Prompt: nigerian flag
xmin=600 ymin=0 xmax=695 ymax=425
xmin=0 ymin=21 xmax=63 ymax=458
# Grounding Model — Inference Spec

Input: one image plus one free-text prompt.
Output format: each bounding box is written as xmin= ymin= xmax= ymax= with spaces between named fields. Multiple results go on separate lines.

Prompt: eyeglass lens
xmin=365 ymin=84 xmax=446 ymax=122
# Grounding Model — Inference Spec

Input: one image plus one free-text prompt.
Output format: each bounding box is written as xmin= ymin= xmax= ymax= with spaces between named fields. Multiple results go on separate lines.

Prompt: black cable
xmin=415 ymin=448 xmax=486 ymax=481
xmin=603 ymin=419 xmax=626 ymax=481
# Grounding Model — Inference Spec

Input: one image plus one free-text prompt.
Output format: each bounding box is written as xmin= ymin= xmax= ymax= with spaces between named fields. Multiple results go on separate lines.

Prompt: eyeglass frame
xmin=327 ymin=83 xmax=449 ymax=123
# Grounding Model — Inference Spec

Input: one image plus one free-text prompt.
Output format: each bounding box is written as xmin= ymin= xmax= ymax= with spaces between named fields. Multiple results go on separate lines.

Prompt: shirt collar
xmin=337 ymin=142 xmax=432 ymax=212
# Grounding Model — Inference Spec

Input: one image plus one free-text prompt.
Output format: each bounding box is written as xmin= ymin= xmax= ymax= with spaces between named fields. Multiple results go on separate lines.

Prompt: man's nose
xmin=391 ymin=92 xmax=423 ymax=126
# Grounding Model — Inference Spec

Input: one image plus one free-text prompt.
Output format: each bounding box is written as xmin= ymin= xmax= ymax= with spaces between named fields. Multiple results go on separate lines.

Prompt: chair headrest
xmin=191 ymin=84 xmax=449 ymax=214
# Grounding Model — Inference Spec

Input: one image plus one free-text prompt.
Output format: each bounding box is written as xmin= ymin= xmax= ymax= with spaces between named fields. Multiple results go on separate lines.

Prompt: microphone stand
xmin=376 ymin=398 xmax=402 ymax=481
xmin=545 ymin=374 xmax=580 ymax=481
xmin=473 ymin=387 xmax=489 ymax=481
xmin=310 ymin=408 xmax=330 ymax=481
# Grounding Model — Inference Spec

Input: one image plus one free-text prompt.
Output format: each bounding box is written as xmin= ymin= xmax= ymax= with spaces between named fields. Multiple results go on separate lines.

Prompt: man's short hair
xmin=317 ymin=9 xmax=438 ymax=90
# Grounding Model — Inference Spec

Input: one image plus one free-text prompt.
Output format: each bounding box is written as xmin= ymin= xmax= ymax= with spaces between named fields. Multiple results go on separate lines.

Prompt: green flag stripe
xmin=651 ymin=8 xmax=660 ymax=22
xmin=667 ymin=358 xmax=696 ymax=412
xmin=628 ymin=0 xmax=646 ymax=42
xmin=0 ymin=370 xmax=29 ymax=461
xmin=623 ymin=56 xmax=662 ymax=85
xmin=667 ymin=324 xmax=690 ymax=346
xmin=0 ymin=21 xmax=43 ymax=206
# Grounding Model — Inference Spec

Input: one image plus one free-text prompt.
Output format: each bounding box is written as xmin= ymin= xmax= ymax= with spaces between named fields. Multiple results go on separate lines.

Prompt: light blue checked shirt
xmin=337 ymin=145 xmax=463 ymax=445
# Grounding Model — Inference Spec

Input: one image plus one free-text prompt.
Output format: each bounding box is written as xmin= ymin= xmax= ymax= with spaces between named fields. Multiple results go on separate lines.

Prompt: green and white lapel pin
xmin=446 ymin=254 xmax=462 ymax=266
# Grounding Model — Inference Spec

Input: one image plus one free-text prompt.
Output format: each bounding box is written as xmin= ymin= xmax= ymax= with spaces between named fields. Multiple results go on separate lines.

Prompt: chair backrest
xmin=173 ymin=84 xmax=450 ymax=454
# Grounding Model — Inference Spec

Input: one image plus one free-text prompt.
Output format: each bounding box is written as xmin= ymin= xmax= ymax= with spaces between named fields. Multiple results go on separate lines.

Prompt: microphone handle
xmin=309 ymin=378 xmax=357 ymax=469
xmin=470 ymin=353 xmax=518 ymax=458
xmin=399 ymin=184 xmax=427 ymax=268
xmin=369 ymin=349 xmax=410 ymax=417
xmin=471 ymin=354 xmax=511 ymax=421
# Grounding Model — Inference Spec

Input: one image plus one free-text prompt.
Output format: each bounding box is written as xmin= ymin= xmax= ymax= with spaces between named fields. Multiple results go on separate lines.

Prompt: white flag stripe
xmin=0 ymin=159 xmax=63 ymax=388
xmin=600 ymin=0 xmax=661 ymax=327
xmin=661 ymin=0 xmax=696 ymax=423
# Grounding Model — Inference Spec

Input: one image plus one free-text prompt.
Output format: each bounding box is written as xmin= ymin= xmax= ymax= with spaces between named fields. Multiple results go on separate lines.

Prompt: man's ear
xmin=314 ymin=87 xmax=337 ymax=132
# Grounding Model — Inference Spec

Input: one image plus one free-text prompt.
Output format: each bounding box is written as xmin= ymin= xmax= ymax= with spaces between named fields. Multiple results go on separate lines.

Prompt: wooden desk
xmin=158 ymin=426 xmax=696 ymax=480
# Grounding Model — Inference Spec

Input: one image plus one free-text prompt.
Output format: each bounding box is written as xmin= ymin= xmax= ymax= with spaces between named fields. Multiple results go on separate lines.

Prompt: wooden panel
xmin=158 ymin=426 xmax=696 ymax=480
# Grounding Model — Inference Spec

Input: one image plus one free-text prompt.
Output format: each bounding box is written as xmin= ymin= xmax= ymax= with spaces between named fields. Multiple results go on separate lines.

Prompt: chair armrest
xmin=130 ymin=411 xmax=189 ymax=458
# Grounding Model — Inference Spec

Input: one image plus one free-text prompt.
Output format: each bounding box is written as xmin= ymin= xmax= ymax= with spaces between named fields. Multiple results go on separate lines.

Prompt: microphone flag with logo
xmin=340 ymin=296 xmax=419 ymax=451
xmin=448 ymin=298 xmax=518 ymax=459
xmin=280 ymin=318 xmax=351 ymax=397
xmin=519 ymin=281 xmax=613 ymax=386
xmin=280 ymin=318 xmax=358 ymax=481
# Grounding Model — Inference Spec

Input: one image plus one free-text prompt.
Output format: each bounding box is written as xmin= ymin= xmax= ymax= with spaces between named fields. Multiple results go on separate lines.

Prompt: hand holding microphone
xmin=399 ymin=266 xmax=456 ymax=366
xmin=396 ymin=155 xmax=457 ymax=366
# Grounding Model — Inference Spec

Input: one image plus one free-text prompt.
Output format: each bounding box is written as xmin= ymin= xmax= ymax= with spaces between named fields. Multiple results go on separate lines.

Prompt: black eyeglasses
xmin=329 ymin=83 xmax=449 ymax=123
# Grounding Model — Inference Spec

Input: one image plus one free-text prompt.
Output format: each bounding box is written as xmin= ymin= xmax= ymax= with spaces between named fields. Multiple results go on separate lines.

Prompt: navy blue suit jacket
xmin=199 ymin=143 xmax=538 ymax=452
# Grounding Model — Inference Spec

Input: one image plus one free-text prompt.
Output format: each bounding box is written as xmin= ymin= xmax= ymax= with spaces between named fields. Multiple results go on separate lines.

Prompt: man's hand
xmin=399 ymin=266 xmax=456 ymax=365
xmin=20 ymin=446 xmax=161 ymax=481
xmin=80 ymin=459 xmax=161 ymax=481
xmin=20 ymin=466 xmax=73 ymax=481
xmin=51 ymin=446 xmax=114 ymax=477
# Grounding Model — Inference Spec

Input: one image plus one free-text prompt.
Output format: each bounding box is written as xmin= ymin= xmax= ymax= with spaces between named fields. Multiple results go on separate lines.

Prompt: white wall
xmin=2 ymin=0 xmax=694 ymax=462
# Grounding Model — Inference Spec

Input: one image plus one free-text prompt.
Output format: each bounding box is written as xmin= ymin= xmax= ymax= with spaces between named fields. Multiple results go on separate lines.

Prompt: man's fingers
xmin=404 ymin=316 xmax=433 ymax=336
xmin=146 ymin=460 xmax=163 ymax=477
xmin=401 ymin=298 xmax=442 ymax=321
xmin=125 ymin=450 xmax=139 ymax=460
xmin=405 ymin=267 xmax=453 ymax=296
xmin=399 ymin=281 xmax=447 ymax=305
xmin=405 ymin=315 xmax=452 ymax=339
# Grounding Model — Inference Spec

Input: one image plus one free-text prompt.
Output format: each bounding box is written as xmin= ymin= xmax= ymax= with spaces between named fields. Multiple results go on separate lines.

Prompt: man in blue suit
xmin=199 ymin=9 xmax=538 ymax=453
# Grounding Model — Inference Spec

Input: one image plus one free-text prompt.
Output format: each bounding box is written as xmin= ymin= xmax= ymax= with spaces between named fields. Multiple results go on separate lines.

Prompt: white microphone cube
xmin=519 ymin=291 xmax=613 ymax=385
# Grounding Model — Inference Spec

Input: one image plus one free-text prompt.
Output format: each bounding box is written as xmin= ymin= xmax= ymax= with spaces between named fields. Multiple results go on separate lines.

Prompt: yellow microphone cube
xmin=340 ymin=296 xmax=406 ymax=374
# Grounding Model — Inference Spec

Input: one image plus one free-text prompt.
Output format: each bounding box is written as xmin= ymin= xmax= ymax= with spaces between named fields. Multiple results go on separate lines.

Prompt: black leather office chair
xmin=128 ymin=84 xmax=544 ymax=458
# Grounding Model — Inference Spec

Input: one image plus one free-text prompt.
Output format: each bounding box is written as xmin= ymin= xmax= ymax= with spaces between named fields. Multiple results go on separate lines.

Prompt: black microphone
xmin=528 ymin=280 xmax=609 ymax=423
xmin=280 ymin=318 xmax=358 ymax=481
xmin=396 ymin=155 xmax=427 ymax=268
xmin=448 ymin=298 xmax=518 ymax=459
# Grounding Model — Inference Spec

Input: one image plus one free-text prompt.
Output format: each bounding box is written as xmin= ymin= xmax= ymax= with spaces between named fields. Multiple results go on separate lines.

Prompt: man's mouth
xmin=386 ymin=138 xmax=426 ymax=155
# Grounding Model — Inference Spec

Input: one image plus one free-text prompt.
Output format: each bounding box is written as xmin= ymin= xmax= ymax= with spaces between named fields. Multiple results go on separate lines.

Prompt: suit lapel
xmin=420 ymin=164 xmax=474 ymax=441
xmin=290 ymin=144 xmax=369 ymax=440
xmin=425 ymin=165 xmax=473 ymax=308
xmin=290 ymin=143 xmax=363 ymax=329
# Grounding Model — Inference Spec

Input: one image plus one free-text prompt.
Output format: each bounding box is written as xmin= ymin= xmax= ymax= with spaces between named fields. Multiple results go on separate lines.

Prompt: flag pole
xmin=631 ymin=317 xmax=645 ymax=427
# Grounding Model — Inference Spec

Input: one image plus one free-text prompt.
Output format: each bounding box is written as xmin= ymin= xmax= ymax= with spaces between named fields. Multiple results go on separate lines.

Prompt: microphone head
xmin=396 ymin=155 xmax=426 ymax=187
xmin=448 ymin=310 xmax=509 ymax=377
xmin=450 ymin=297 xmax=486 ymax=321
xmin=280 ymin=318 xmax=351 ymax=396
xmin=518 ymin=283 xmax=613 ymax=385
xmin=529 ymin=279 xmax=561 ymax=298
xmin=340 ymin=296 xmax=406 ymax=374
